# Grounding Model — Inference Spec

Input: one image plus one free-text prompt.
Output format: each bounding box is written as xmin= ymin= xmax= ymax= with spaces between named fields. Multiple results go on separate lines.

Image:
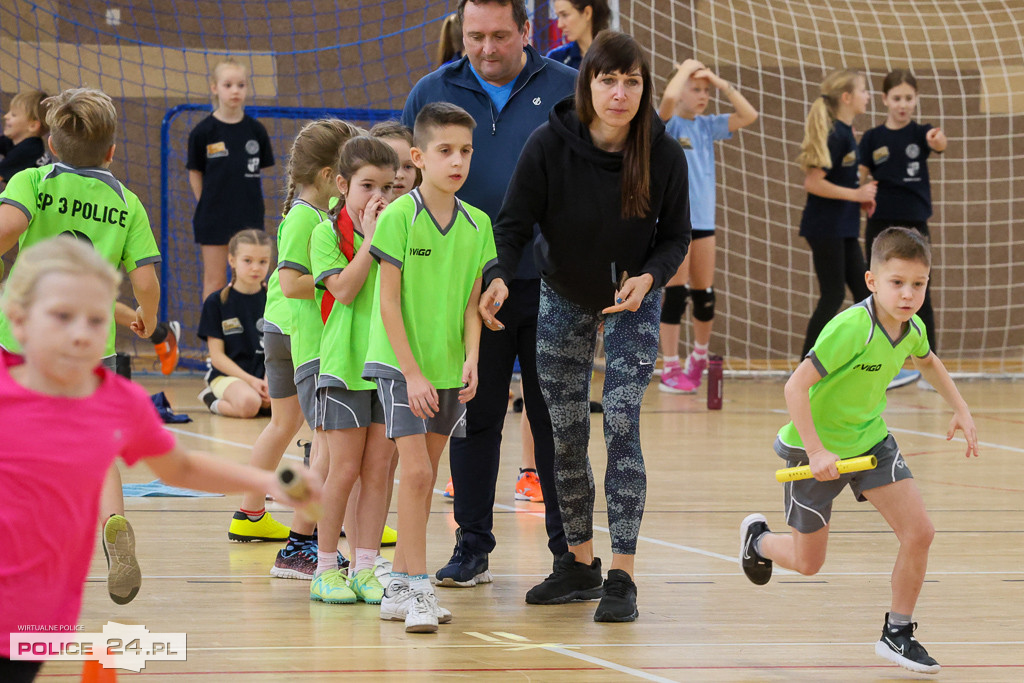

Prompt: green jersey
xmin=778 ymin=297 xmax=930 ymax=458
xmin=264 ymin=201 xmax=326 ymax=337
xmin=311 ymin=212 xmax=376 ymax=391
xmin=0 ymin=163 xmax=161 ymax=355
xmin=276 ymin=199 xmax=328 ymax=381
xmin=363 ymin=190 xmax=497 ymax=389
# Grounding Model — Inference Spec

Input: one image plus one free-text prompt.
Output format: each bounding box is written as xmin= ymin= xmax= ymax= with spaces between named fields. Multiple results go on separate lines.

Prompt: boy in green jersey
xmin=364 ymin=103 xmax=496 ymax=633
xmin=0 ymin=87 xmax=164 ymax=607
xmin=741 ymin=227 xmax=979 ymax=675
xmin=0 ymin=88 xmax=161 ymax=363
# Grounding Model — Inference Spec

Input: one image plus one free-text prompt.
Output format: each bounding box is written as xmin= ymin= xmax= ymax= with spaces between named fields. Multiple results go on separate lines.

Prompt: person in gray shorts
xmin=374 ymin=378 xmax=466 ymax=440
xmin=739 ymin=228 xmax=980 ymax=675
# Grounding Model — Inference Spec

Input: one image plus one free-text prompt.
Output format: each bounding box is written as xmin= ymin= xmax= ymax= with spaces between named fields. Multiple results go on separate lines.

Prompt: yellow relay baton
xmin=775 ymin=455 xmax=877 ymax=483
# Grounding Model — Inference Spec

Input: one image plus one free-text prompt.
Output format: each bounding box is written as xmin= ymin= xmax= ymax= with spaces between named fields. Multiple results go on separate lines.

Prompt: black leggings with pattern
xmin=536 ymin=282 xmax=662 ymax=556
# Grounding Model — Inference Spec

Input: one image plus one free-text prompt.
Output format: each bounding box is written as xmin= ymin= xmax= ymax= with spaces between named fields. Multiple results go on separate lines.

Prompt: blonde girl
xmin=0 ymin=236 xmax=318 ymax=682
xmin=197 ymin=229 xmax=272 ymax=418
xmin=187 ymin=58 xmax=275 ymax=301
xmin=228 ymin=120 xmax=357 ymax=551
xmin=308 ymin=136 xmax=399 ymax=604
xmin=797 ymin=69 xmax=877 ymax=359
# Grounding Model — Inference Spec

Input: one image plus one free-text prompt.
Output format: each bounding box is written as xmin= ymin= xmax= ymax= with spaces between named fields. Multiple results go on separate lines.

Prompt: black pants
xmin=865 ymin=218 xmax=937 ymax=351
xmin=448 ymin=278 xmax=567 ymax=557
xmin=801 ymin=236 xmax=871 ymax=358
xmin=0 ymin=658 xmax=42 ymax=682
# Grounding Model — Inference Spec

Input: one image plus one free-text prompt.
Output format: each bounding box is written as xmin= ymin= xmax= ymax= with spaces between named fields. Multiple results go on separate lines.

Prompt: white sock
xmin=353 ymin=547 xmax=376 ymax=574
xmin=663 ymin=354 xmax=680 ymax=365
xmin=209 ymin=399 xmax=222 ymax=415
xmin=410 ymin=574 xmax=432 ymax=594
xmin=692 ymin=342 xmax=709 ymax=358
xmin=316 ymin=551 xmax=338 ymax=577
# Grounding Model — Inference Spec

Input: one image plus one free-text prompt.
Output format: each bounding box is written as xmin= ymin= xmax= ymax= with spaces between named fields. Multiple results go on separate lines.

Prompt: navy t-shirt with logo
xmin=800 ymin=120 xmax=862 ymax=240
xmin=197 ymin=286 xmax=267 ymax=382
xmin=186 ymin=114 xmax=274 ymax=244
xmin=859 ymin=121 xmax=934 ymax=222
xmin=0 ymin=136 xmax=49 ymax=183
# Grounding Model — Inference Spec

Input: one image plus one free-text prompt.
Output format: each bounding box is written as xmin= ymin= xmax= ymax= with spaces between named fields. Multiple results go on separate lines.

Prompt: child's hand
xmin=602 ymin=273 xmax=654 ymax=314
xmin=679 ymin=59 xmax=705 ymax=77
xmin=861 ymin=199 xmax=876 ymax=217
xmin=247 ymin=376 xmax=270 ymax=402
xmin=808 ymin=448 xmax=841 ymax=481
xmin=694 ymin=67 xmax=727 ymax=90
xmin=459 ymin=359 xmax=478 ymax=404
xmin=947 ymin=408 xmax=980 ymax=458
xmin=926 ymin=127 xmax=947 ymax=150
xmin=855 ymin=181 xmax=877 ymax=203
xmin=129 ymin=306 xmax=156 ymax=339
xmin=406 ymin=371 xmax=439 ymax=419
xmin=360 ymin=194 xmax=388 ymax=239
xmin=479 ymin=278 xmax=508 ymax=331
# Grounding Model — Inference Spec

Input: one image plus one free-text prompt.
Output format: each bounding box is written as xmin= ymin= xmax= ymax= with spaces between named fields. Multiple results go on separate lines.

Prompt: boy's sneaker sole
xmin=740 ymin=513 xmax=772 ymax=585
xmin=436 ymin=569 xmax=493 ymax=588
xmin=527 ymin=586 xmax=603 ymax=604
xmin=875 ymin=638 xmax=941 ymax=674
xmin=103 ymin=515 xmax=141 ymax=605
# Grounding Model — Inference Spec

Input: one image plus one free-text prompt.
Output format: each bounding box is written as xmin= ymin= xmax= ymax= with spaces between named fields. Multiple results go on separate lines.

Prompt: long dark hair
xmin=566 ymin=0 xmax=611 ymax=39
xmin=575 ymin=31 xmax=654 ymax=219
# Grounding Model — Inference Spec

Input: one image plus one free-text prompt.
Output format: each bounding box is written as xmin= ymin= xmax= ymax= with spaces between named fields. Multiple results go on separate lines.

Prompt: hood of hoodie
xmin=547 ymin=95 xmax=670 ymax=170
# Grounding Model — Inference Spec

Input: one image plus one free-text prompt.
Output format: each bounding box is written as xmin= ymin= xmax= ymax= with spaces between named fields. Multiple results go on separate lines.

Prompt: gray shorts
xmin=264 ymin=330 xmax=297 ymax=399
xmin=317 ymin=385 xmax=385 ymax=430
xmin=775 ymin=434 xmax=913 ymax=533
xmin=374 ymin=377 xmax=466 ymax=439
xmin=295 ymin=373 xmax=321 ymax=430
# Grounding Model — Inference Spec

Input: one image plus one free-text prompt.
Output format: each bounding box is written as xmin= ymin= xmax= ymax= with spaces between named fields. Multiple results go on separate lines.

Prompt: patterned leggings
xmin=536 ymin=281 xmax=662 ymax=555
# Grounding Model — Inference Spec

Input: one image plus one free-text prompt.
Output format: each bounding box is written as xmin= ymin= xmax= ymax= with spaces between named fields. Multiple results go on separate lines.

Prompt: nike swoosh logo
xmin=640 ymin=361 xmax=653 ymax=366
xmin=743 ymin=537 xmax=753 ymax=560
xmin=884 ymin=637 xmax=905 ymax=655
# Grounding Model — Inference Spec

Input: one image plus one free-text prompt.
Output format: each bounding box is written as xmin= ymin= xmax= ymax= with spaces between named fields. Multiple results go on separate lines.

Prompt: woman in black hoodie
xmin=480 ymin=31 xmax=691 ymax=623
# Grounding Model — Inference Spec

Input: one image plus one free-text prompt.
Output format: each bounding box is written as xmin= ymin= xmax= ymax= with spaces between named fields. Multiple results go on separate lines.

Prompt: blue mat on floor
xmin=122 ymin=480 xmax=223 ymax=497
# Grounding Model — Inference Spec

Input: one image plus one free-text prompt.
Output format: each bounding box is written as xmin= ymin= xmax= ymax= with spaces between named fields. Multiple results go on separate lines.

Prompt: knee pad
xmin=691 ymin=287 xmax=716 ymax=322
xmin=660 ymin=285 xmax=689 ymax=324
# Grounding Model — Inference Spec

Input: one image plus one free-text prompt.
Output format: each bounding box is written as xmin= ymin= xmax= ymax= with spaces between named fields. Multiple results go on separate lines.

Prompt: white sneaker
xmin=422 ymin=590 xmax=452 ymax=623
xmin=405 ymin=590 xmax=439 ymax=633
xmin=379 ymin=580 xmax=414 ymax=621
xmin=373 ymin=555 xmax=393 ymax=582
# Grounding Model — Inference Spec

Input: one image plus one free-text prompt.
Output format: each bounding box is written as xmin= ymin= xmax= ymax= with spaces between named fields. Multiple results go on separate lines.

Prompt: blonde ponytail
xmin=796 ymin=69 xmax=863 ymax=171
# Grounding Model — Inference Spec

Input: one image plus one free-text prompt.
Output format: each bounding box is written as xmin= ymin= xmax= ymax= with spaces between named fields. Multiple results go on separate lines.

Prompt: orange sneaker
xmin=515 ymin=469 xmax=543 ymax=502
xmin=154 ymin=321 xmax=181 ymax=375
xmin=442 ymin=477 xmax=454 ymax=499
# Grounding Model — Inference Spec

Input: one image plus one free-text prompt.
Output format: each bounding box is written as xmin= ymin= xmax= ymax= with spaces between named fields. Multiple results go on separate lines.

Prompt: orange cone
xmin=81 ymin=659 xmax=117 ymax=682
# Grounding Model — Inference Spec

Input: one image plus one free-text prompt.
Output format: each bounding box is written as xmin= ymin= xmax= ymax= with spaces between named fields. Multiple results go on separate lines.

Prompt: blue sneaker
xmin=887 ymin=369 xmax=921 ymax=390
xmin=435 ymin=530 xmax=492 ymax=587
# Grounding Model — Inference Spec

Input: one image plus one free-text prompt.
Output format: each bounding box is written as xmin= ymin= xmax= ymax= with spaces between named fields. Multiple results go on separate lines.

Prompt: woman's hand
xmin=602 ymin=273 xmax=654 ymax=314
xmin=478 ymin=278 xmax=508 ymax=331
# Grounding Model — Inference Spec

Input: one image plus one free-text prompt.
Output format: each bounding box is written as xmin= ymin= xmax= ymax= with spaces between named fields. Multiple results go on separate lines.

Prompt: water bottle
xmin=707 ymin=355 xmax=723 ymax=410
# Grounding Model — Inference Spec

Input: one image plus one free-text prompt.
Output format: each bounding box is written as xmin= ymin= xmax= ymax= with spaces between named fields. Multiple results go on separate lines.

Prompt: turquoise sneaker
xmin=310 ymin=569 xmax=356 ymax=604
xmin=350 ymin=567 xmax=385 ymax=604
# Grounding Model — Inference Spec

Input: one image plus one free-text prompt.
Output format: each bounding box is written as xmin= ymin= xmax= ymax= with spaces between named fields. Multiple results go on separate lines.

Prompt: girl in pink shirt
xmin=0 ymin=236 xmax=319 ymax=681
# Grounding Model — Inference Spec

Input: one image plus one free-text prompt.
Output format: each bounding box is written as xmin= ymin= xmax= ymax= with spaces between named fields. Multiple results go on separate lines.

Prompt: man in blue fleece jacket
xmin=402 ymin=0 xmax=577 ymax=593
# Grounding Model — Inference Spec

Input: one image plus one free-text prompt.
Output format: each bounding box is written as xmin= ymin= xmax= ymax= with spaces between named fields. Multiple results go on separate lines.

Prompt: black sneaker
xmin=593 ymin=569 xmax=638 ymax=622
xmin=875 ymin=614 xmax=941 ymax=674
xmin=740 ymin=513 xmax=772 ymax=585
xmin=526 ymin=552 xmax=603 ymax=604
xmin=435 ymin=530 xmax=493 ymax=587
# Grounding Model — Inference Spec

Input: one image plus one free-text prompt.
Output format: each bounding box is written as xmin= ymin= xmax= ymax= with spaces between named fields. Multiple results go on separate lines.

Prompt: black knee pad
xmin=115 ymin=352 xmax=132 ymax=379
xmin=660 ymin=285 xmax=689 ymax=324
xmin=691 ymin=287 xmax=716 ymax=322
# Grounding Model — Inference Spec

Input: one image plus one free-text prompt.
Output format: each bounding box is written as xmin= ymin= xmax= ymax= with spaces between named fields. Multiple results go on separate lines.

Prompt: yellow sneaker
xmin=381 ymin=525 xmax=397 ymax=547
xmin=228 ymin=510 xmax=290 ymax=542
xmin=350 ymin=568 xmax=386 ymax=604
xmin=103 ymin=514 xmax=141 ymax=605
xmin=310 ymin=568 xmax=356 ymax=604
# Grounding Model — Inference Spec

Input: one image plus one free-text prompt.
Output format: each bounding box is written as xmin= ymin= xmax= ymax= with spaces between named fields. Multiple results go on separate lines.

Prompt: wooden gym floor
xmin=35 ymin=373 xmax=1024 ymax=681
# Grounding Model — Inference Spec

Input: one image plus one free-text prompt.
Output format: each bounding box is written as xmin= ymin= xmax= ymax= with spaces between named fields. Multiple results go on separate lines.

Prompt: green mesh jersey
xmin=276 ymin=200 xmax=328 ymax=380
xmin=778 ymin=297 xmax=931 ymax=458
xmin=264 ymin=201 xmax=325 ymax=337
xmin=363 ymin=189 xmax=497 ymax=390
xmin=0 ymin=163 xmax=161 ymax=355
xmin=310 ymin=216 xmax=376 ymax=391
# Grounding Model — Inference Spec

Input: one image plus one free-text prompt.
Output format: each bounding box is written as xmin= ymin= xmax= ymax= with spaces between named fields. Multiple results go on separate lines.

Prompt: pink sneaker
xmin=659 ymin=363 xmax=697 ymax=394
xmin=683 ymin=354 xmax=709 ymax=387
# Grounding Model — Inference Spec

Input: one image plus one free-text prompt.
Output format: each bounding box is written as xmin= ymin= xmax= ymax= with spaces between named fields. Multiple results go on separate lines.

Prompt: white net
xmin=622 ymin=0 xmax=1024 ymax=374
